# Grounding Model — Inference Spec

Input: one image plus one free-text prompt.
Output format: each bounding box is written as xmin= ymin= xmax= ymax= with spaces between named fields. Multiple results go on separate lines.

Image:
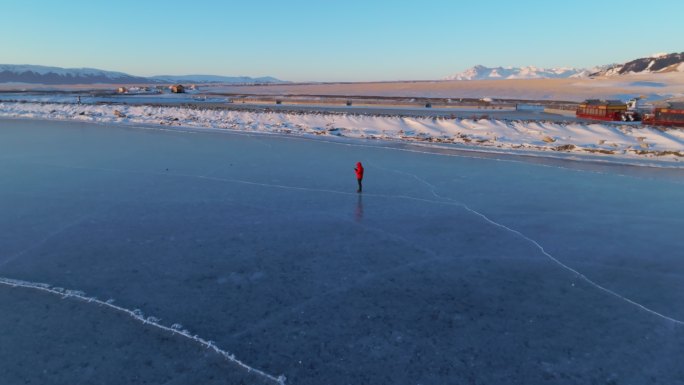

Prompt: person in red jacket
xmin=354 ymin=162 xmax=364 ymax=193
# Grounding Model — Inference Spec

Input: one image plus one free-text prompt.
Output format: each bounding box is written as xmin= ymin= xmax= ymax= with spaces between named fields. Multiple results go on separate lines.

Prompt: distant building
xmin=117 ymin=87 xmax=128 ymax=94
xmin=170 ymin=84 xmax=185 ymax=93
xmin=576 ymin=99 xmax=627 ymax=121
xmin=646 ymin=102 xmax=684 ymax=127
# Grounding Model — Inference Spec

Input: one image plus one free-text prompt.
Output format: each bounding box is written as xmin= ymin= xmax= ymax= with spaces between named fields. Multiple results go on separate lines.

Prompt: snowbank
xmin=1 ymin=101 xmax=683 ymax=164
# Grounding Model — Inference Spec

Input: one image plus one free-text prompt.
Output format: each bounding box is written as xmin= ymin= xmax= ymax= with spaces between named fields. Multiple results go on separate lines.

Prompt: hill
xmin=0 ymin=64 xmax=284 ymax=85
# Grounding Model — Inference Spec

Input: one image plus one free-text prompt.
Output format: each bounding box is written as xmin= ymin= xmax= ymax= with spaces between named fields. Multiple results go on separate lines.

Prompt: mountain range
xmin=445 ymin=52 xmax=684 ymax=81
xmin=149 ymin=74 xmax=282 ymax=84
xmin=2 ymin=52 xmax=683 ymax=85
xmin=444 ymin=65 xmax=594 ymax=81
xmin=590 ymin=52 xmax=684 ymax=76
xmin=0 ymin=65 xmax=285 ymax=85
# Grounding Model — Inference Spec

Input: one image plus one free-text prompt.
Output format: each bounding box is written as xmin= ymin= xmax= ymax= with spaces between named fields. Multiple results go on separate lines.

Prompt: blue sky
xmin=1 ymin=0 xmax=683 ymax=81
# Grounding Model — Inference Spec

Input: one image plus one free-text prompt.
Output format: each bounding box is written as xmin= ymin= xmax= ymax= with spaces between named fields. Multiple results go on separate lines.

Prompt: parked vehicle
xmin=621 ymin=98 xmax=647 ymax=122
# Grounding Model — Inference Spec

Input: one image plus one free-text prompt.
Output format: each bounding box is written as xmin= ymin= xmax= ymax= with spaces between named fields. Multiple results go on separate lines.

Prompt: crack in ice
xmin=5 ymin=160 xmax=684 ymax=325
xmin=0 ymin=277 xmax=287 ymax=385
xmin=231 ymin=214 xmax=451 ymax=341
xmin=388 ymin=167 xmax=684 ymax=326
xmin=0 ymin=214 xmax=93 ymax=269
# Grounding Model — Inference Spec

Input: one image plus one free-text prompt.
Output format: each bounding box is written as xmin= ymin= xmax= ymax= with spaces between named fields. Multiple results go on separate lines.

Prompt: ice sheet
xmin=1 ymin=119 xmax=684 ymax=384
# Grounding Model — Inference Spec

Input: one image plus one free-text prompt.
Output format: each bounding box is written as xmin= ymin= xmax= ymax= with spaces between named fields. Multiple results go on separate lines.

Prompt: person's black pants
xmin=357 ymin=179 xmax=362 ymax=192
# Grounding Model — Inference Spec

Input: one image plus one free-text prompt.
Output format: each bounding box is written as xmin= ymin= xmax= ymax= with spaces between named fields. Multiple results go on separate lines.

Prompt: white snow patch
xmin=1 ymin=101 xmax=683 ymax=163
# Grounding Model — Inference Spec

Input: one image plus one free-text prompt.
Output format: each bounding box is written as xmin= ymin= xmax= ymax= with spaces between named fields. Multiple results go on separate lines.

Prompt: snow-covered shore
xmin=2 ymin=101 xmax=683 ymax=165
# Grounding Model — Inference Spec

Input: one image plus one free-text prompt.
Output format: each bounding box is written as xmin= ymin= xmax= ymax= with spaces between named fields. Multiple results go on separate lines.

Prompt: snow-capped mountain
xmin=0 ymin=65 xmax=151 ymax=84
xmin=0 ymin=64 xmax=285 ymax=84
xmin=444 ymin=65 xmax=589 ymax=81
xmin=590 ymin=52 xmax=684 ymax=76
xmin=445 ymin=52 xmax=684 ymax=81
xmin=148 ymin=75 xmax=284 ymax=84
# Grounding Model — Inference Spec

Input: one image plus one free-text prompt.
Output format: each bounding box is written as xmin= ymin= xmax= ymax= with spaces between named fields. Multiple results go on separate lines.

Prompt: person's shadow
xmin=355 ymin=194 xmax=363 ymax=222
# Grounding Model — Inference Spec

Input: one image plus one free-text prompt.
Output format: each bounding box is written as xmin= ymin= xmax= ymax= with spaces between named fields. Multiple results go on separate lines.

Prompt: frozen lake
xmin=1 ymin=119 xmax=684 ymax=385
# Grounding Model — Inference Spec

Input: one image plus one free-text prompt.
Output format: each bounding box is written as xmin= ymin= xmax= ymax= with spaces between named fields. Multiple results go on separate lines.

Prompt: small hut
xmin=170 ymin=84 xmax=185 ymax=94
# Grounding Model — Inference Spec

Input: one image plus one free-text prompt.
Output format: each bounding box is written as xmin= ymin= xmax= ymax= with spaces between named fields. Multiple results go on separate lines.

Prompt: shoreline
xmin=5 ymin=117 xmax=684 ymax=178
xmin=1 ymin=101 xmax=683 ymax=169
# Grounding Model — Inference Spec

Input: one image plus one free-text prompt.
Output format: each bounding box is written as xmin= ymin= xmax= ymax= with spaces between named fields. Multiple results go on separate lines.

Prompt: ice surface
xmin=1 ymin=119 xmax=684 ymax=384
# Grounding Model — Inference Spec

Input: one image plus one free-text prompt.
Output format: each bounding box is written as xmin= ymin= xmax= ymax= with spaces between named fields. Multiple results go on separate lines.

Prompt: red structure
xmin=643 ymin=102 xmax=684 ymax=127
xmin=576 ymin=100 xmax=627 ymax=121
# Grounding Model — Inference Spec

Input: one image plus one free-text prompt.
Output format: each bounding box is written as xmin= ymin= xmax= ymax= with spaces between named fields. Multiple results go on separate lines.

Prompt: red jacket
xmin=355 ymin=162 xmax=364 ymax=180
